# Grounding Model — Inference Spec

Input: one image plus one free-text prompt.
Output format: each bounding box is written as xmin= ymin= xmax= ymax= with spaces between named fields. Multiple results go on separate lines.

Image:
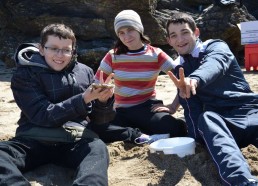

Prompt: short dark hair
xmin=166 ymin=12 xmax=197 ymax=36
xmin=40 ymin=23 xmax=76 ymax=50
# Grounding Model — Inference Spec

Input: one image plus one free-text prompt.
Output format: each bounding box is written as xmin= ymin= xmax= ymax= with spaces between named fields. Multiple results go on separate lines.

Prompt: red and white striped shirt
xmin=95 ymin=44 xmax=178 ymax=108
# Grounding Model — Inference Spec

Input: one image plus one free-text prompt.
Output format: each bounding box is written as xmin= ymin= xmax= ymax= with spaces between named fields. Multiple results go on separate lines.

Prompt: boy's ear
xmin=167 ymin=36 xmax=173 ymax=46
xmin=194 ymin=28 xmax=200 ymax=38
xmin=38 ymin=44 xmax=44 ymax=56
xmin=71 ymin=46 xmax=78 ymax=61
xmin=73 ymin=45 xmax=78 ymax=55
xmin=73 ymin=49 xmax=77 ymax=55
xmin=166 ymin=37 xmax=170 ymax=44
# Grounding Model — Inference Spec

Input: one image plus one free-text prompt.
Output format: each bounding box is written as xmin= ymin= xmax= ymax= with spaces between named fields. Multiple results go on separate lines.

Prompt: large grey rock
xmin=197 ymin=4 xmax=256 ymax=61
xmin=0 ymin=0 xmax=256 ymax=70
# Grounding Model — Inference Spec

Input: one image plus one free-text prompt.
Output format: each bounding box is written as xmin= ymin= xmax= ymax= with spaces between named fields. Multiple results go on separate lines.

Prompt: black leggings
xmin=113 ymin=99 xmax=186 ymax=137
xmin=90 ymin=123 xmax=142 ymax=143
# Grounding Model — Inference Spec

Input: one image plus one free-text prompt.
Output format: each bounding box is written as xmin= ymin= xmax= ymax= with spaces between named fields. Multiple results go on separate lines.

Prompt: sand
xmin=1 ymin=60 xmax=258 ymax=186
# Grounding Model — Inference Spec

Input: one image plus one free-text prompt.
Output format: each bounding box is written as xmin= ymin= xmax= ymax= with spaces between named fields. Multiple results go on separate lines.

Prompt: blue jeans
xmin=0 ymin=137 xmax=109 ymax=186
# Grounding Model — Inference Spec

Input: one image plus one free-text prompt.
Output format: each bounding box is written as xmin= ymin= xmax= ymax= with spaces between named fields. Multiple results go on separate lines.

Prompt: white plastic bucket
xmin=149 ymin=137 xmax=196 ymax=158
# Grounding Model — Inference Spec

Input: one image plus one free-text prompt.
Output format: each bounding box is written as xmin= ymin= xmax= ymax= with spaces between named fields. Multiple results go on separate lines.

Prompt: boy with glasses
xmin=0 ymin=23 xmax=110 ymax=185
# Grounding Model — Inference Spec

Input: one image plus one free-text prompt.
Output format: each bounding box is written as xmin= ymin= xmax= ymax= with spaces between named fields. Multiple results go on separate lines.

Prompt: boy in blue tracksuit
xmin=166 ymin=12 xmax=258 ymax=186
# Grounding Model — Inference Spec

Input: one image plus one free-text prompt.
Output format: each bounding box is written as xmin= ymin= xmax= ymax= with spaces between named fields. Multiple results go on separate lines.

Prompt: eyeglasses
xmin=44 ymin=46 xmax=73 ymax=56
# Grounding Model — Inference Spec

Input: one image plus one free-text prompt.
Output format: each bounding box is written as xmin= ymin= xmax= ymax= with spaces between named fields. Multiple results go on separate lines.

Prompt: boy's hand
xmin=167 ymin=68 xmax=197 ymax=99
xmin=99 ymin=70 xmax=114 ymax=85
xmin=83 ymin=85 xmax=113 ymax=104
xmin=95 ymin=70 xmax=114 ymax=103
xmin=84 ymin=70 xmax=114 ymax=104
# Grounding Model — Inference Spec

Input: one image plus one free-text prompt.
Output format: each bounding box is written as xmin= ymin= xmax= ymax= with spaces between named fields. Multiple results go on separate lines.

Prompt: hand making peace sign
xmin=167 ymin=67 xmax=198 ymax=99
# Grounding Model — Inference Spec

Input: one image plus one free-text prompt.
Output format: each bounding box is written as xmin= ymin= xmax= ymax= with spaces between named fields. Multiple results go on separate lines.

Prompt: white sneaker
xmin=134 ymin=134 xmax=170 ymax=144
xmin=134 ymin=134 xmax=150 ymax=144
xmin=148 ymin=134 xmax=170 ymax=144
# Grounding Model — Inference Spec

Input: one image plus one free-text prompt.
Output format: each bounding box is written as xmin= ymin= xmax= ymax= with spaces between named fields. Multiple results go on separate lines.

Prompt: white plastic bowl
xmin=149 ymin=137 xmax=196 ymax=158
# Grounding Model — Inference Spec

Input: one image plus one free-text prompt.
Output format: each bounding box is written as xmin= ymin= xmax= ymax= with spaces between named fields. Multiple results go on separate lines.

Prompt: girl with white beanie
xmin=94 ymin=10 xmax=186 ymax=144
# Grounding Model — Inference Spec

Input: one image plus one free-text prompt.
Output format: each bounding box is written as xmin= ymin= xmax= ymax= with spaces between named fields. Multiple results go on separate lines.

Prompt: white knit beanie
xmin=114 ymin=10 xmax=144 ymax=36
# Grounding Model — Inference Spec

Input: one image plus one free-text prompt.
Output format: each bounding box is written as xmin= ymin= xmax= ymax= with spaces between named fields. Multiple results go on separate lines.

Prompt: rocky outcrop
xmin=197 ymin=4 xmax=256 ymax=64
xmin=0 ymin=0 xmax=257 ymax=70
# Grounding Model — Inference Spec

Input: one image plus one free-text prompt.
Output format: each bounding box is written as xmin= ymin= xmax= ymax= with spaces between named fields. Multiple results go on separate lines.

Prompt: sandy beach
xmin=1 ymin=60 xmax=258 ymax=186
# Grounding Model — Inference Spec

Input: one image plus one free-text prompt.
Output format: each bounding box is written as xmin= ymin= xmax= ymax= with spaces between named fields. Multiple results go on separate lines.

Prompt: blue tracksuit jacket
xmin=175 ymin=39 xmax=258 ymax=185
xmin=175 ymin=39 xmax=258 ymax=140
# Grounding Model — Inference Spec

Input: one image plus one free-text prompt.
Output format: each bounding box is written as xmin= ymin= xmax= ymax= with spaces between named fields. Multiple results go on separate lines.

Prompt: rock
xmin=0 ymin=0 xmax=256 ymax=71
xmin=197 ymin=4 xmax=256 ymax=61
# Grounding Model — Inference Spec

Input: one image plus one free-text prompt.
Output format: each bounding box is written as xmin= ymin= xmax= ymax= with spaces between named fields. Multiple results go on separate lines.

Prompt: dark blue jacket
xmin=12 ymin=43 xmax=94 ymax=134
xmin=175 ymin=39 xmax=258 ymax=140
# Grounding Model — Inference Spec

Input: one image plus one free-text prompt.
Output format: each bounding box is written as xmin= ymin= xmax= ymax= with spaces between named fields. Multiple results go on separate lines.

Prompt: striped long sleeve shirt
xmin=95 ymin=44 xmax=178 ymax=108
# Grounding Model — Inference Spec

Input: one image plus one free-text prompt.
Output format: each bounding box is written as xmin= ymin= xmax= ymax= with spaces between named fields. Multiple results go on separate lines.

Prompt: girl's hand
xmin=151 ymin=103 xmax=173 ymax=114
